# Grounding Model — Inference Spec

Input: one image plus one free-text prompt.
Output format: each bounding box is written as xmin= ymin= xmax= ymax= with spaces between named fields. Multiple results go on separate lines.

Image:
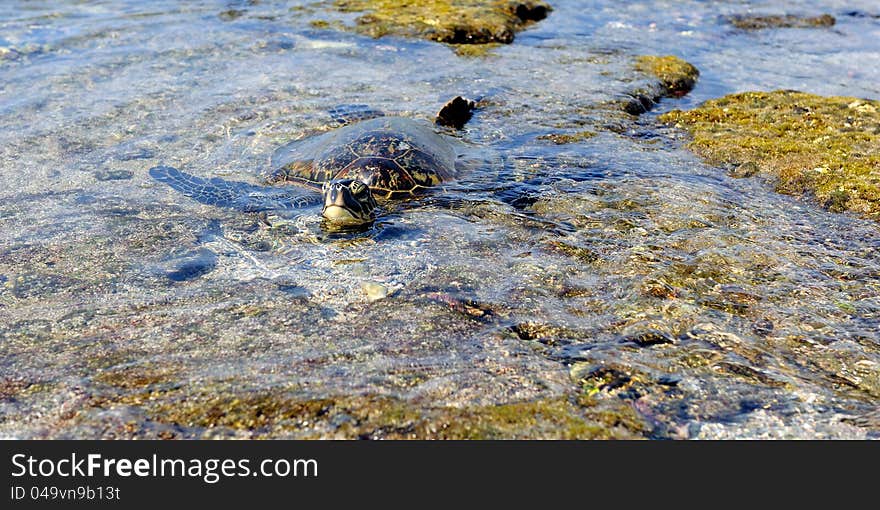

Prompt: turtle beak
xmin=321 ymin=180 xmax=376 ymax=225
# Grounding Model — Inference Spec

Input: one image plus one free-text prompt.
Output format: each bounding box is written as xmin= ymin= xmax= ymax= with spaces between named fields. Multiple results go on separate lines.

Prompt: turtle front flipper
xmin=435 ymin=96 xmax=476 ymax=130
xmin=149 ymin=165 xmax=320 ymax=212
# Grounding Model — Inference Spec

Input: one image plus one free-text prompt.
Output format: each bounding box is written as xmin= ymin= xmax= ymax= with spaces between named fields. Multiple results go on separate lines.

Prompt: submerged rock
xmin=333 ymin=0 xmax=552 ymax=46
xmin=661 ymin=91 xmax=880 ymax=220
xmin=616 ymin=55 xmax=700 ymax=118
xmin=726 ymin=13 xmax=836 ymax=30
xmin=539 ymin=55 xmax=699 ymax=143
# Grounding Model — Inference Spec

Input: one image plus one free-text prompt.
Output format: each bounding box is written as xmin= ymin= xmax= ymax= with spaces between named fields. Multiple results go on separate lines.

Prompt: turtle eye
xmin=350 ymin=181 xmax=366 ymax=194
xmin=322 ymin=182 xmax=330 ymax=192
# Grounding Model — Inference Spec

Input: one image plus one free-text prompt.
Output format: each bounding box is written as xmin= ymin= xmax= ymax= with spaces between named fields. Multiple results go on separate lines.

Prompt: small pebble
xmin=361 ymin=281 xmax=389 ymax=301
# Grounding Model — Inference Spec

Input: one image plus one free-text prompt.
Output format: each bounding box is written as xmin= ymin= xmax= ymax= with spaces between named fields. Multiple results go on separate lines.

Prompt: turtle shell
xmin=267 ymin=117 xmax=458 ymax=198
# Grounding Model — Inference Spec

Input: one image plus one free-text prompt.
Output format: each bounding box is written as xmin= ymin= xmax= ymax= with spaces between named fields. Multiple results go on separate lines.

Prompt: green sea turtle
xmin=149 ymin=97 xmax=478 ymax=227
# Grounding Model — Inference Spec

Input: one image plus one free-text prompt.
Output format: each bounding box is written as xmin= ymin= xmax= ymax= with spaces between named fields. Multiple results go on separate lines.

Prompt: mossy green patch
xmin=89 ymin=387 xmax=642 ymax=439
xmin=443 ymin=398 xmax=618 ymax=439
xmin=332 ymin=0 xmax=551 ymax=46
xmin=634 ymin=55 xmax=700 ymax=97
xmin=727 ymin=13 xmax=835 ymax=30
xmin=575 ymin=393 xmax=651 ymax=432
xmin=661 ymin=90 xmax=880 ymax=220
xmin=571 ymin=364 xmax=636 ymax=394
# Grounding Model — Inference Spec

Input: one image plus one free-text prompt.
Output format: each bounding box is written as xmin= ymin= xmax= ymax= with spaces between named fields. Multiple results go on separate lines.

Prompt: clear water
xmin=1 ymin=0 xmax=878 ymax=438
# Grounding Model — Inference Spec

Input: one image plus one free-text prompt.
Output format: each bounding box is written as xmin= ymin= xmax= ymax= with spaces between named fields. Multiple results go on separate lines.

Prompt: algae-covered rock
xmin=333 ymin=0 xmax=552 ymax=45
xmin=726 ymin=13 xmax=835 ymax=30
xmin=661 ymin=90 xmax=880 ymax=220
xmin=634 ymin=55 xmax=700 ymax=97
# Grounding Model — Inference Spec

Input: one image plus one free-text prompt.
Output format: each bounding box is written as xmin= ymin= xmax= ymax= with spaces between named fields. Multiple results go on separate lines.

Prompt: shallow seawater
xmin=1 ymin=0 xmax=878 ymax=438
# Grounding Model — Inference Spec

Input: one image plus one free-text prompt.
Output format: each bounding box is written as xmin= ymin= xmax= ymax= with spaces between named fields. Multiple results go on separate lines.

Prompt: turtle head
xmin=321 ymin=179 xmax=377 ymax=225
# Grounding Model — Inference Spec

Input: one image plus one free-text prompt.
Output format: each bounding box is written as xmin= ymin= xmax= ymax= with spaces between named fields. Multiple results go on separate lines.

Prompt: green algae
xmin=444 ymin=398 xmax=632 ymax=439
xmin=87 ymin=388 xmax=640 ymax=439
xmin=634 ymin=55 xmax=700 ymax=97
xmin=660 ymin=90 xmax=880 ymax=220
xmin=727 ymin=14 xmax=836 ymax=30
xmin=571 ymin=363 xmax=639 ymax=394
xmin=332 ymin=0 xmax=552 ymax=45
xmin=568 ymin=365 xmax=653 ymax=434
xmin=575 ymin=394 xmax=650 ymax=434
